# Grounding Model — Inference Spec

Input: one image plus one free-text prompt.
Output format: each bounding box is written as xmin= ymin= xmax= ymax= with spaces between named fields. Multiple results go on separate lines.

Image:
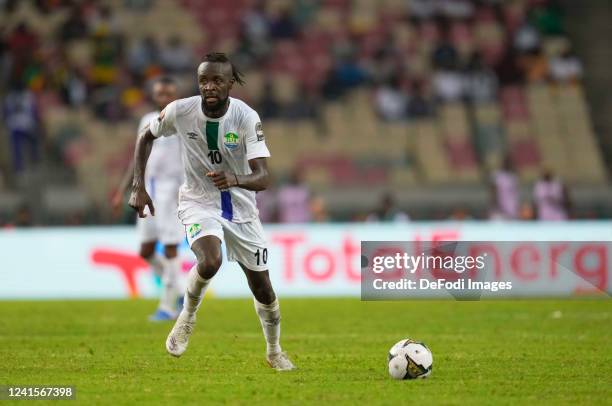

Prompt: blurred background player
xmin=113 ymin=76 xmax=184 ymax=321
xmin=489 ymin=156 xmax=520 ymax=220
xmin=533 ymin=167 xmax=571 ymax=221
xmin=129 ymin=53 xmax=295 ymax=370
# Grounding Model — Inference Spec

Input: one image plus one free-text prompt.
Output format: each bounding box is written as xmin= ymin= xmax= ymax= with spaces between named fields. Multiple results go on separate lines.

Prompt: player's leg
xmin=148 ymin=243 xmax=181 ymax=321
xmin=137 ymin=215 xmax=165 ymax=278
xmin=238 ymin=264 xmax=293 ymax=370
xmin=140 ymin=240 xmax=166 ymax=278
xmin=166 ymin=219 xmax=224 ymax=357
xmin=151 ymin=188 xmax=187 ymax=320
xmin=182 ymin=235 xmax=222 ymax=315
xmin=225 ymin=220 xmax=295 ymax=370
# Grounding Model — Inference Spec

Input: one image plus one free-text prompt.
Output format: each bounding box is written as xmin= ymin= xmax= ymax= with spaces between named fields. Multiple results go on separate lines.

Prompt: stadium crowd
xmin=0 ymin=0 xmax=603 ymax=225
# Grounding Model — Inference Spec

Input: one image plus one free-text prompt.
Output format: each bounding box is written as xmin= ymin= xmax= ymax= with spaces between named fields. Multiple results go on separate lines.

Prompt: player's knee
xmin=253 ymin=285 xmax=275 ymax=305
xmin=197 ymin=256 xmax=222 ymax=279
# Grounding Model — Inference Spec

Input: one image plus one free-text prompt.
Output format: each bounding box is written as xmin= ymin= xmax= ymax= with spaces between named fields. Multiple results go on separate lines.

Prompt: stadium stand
xmin=0 ymin=0 xmax=609 ymax=223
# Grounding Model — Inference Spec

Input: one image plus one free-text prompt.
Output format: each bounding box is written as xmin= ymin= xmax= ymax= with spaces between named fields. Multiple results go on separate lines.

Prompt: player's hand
xmin=206 ymin=171 xmax=238 ymax=190
xmin=128 ymin=187 xmax=155 ymax=218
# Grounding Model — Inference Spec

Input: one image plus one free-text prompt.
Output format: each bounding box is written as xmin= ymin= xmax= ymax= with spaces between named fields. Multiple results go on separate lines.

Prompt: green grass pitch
xmin=0 ymin=298 xmax=610 ymax=405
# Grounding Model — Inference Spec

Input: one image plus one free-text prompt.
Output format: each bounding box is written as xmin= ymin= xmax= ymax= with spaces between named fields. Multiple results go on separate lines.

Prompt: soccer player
xmin=128 ymin=53 xmax=295 ymax=371
xmin=113 ymin=76 xmax=184 ymax=321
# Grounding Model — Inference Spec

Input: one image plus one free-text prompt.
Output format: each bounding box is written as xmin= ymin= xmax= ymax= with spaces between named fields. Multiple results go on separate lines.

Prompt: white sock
xmin=158 ymin=256 xmax=181 ymax=313
xmin=183 ymin=265 xmax=211 ymax=316
xmin=254 ymin=298 xmax=282 ymax=355
xmin=146 ymin=253 xmax=166 ymax=278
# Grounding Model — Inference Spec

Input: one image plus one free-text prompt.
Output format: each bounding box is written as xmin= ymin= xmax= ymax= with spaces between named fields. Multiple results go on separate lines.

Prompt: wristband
xmin=234 ymin=174 xmax=239 ymax=187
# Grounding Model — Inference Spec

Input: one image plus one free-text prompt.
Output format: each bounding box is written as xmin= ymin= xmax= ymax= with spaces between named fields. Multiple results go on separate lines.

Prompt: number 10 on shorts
xmin=254 ymin=248 xmax=268 ymax=265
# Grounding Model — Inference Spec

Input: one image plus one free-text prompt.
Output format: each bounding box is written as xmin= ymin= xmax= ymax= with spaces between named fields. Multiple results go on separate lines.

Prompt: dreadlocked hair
xmin=202 ymin=52 xmax=245 ymax=86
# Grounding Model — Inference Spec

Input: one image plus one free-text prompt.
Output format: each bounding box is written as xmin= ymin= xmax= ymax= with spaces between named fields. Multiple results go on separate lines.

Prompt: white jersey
xmin=138 ymin=111 xmax=183 ymax=185
xmin=149 ymin=96 xmax=270 ymax=223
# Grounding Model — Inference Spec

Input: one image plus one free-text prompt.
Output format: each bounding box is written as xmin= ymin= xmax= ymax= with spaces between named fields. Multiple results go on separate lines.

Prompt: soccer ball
xmin=387 ymin=338 xmax=433 ymax=380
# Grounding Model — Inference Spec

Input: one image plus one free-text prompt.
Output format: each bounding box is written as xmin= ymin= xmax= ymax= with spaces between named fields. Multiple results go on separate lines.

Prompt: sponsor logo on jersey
xmin=188 ymin=224 xmax=202 ymax=239
xmin=187 ymin=131 xmax=198 ymax=140
xmin=224 ymin=132 xmax=240 ymax=150
xmin=255 ymin=122 xmax=264 ymax=141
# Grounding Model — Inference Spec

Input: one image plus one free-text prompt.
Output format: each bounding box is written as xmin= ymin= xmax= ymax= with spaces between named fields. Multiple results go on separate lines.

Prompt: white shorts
xmin=137 ymin=178 xmax=184 ymax=245
xmin=184 ymin=216 xmax=269 ymax=272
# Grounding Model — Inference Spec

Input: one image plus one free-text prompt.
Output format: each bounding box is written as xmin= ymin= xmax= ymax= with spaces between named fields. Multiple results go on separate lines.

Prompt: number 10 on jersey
xmin=208 ymin=150 xmax=222 ymax=164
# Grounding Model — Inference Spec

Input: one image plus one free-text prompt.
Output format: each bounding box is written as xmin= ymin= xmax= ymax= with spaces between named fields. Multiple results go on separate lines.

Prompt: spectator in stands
xmin=409 ymin=0 xmax=436 ymax=20
xmin=533 ymin=168 xmax=571 ymax=221
xmin=432 ymin=68 xmax=464 ymax=102
xmin=489 ymin=156 xmax=519 ymax=220
xmin=374 ymin=76 xmax=408 ymax=121
xmin=269 ymin=5 xmax=298 ymax=40
xmin=277 ymin=169 xmax=312 ymax=223
xmin=6 ymin=22 xmax=39 ymax=78
xmin=431 ymin=36 xmax=459 ymax=71
xmin=310 ymin=195 xmax=330 ymax=223
xmin=59 ymin=4 xmax=88 ymax=42
xmin=323 ymin=52 xmax=368 ymax=100
xmin=513 ymin=21 xmax=541 ymax=54
xmin=160 ymin=36 xmax=193 ymax=73
xmin=127 ymin=35 xmax=159 ymax=77
xmin=518 ymin=46 xmax=549 ymax=83
xmin=2 ymin=81 xmax=41 ymax=173
xmin=463 ymin=51 xmax=498 ymax=104
xmin=239 ymin=0 xmax=271 ymax=65
xmin=549 ymin=45 xmax=583 ymax=83
xmin=258 ymin=77 xmax=279 ymax=119
xmin=89 ymin=5 xmax=121 ymax=36
xmin=62 ymin=68 xmax=88 ymax=107
xmin=528 ymin=1 xmax=564 ymax=36
xmin=495 ymin=47 xmax=523 ymax=85
xmin=366 ymin=193 xmax=409 ymax=222
xmin=407 ymin=80 xmax=434 ymax=119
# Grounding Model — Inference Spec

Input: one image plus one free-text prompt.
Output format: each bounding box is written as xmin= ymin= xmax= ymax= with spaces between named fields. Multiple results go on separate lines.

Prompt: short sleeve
xmin=149 ymin=100 xmax=178 ymax=138
xmin=244 ymin=111 xmax=271 ymax=160
xmin=137 ymin=114 xmax=151 ymax=135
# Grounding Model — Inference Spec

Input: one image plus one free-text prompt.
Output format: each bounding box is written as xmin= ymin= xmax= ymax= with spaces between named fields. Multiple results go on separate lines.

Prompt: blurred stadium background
xmin=1 ymin=0 xmax=611 ymax=226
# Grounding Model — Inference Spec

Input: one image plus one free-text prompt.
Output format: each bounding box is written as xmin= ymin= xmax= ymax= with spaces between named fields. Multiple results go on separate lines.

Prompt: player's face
xmin=198 ymin=62 xmax=234 ymax=113
xmin=152 ymin=83 xmax=177 ymax=110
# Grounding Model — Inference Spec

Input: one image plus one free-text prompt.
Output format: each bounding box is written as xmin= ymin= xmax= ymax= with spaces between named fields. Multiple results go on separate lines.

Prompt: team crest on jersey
xmin=188 ymin=224 xmax=202 ymax=239
xmin=224 ymin=132 xmax=240 ymax=150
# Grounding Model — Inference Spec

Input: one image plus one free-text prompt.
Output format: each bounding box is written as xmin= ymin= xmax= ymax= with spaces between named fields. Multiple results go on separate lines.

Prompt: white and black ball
xmin=388 ymin=339 xmax=433 ymax=380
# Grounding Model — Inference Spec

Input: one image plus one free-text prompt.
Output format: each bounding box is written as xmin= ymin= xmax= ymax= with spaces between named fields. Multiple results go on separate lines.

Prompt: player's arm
xmin=207 ymin=157 xmax=270 ymax=191
xmin=111 ymin=159 xmax=135 ymax=213
xmin=112 ymin=117 xmax=151 ymax=214
xmin=128 ymin=102 xmax=178 ymax=217
xmin=128 ymin=128 xmax=155 ymax=217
